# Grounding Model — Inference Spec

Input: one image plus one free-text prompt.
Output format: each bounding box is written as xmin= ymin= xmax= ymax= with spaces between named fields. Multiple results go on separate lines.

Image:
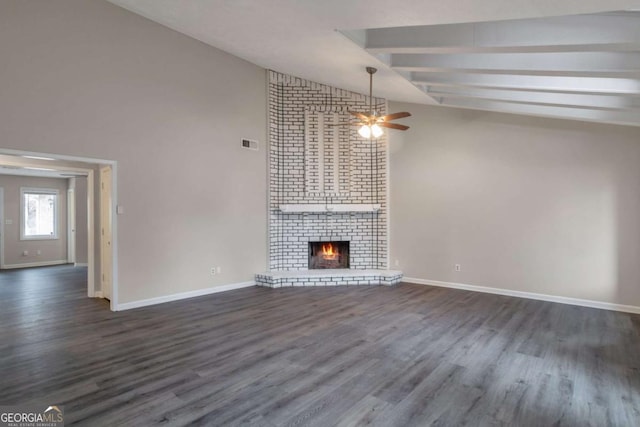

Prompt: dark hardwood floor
xmin=1 ymin=265 xmax=639 ymax=426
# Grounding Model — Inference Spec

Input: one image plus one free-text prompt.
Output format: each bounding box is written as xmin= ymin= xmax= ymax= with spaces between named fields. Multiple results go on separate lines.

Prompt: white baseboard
xmin=74 ymin=262 xmax=88 ymax=267
xmin=94 ymin=291 xmax=103 ymax=298
xmin=404 ymin=277 xmax=640 ymax=315
xmin=116 ymin=281 xmax=256 ymax=311
xmin=2 ymin=260 xmax=69 ymax=269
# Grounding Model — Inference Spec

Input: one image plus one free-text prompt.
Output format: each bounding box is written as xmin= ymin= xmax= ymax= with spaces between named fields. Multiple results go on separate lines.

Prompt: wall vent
xmin=241 ymin=138 xmax=259 ymax=151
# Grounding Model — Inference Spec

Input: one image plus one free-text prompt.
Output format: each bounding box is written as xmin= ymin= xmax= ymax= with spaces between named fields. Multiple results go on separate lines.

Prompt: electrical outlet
xmin=36 ymin=250 xmax=41 ymax=256
xmin=210 ymin=267 xmax=217 ymax=276
xmin=455 ymin=264 xmax=461 ymax=272
xmin=23 ymin=250 xmax=28 ymax=256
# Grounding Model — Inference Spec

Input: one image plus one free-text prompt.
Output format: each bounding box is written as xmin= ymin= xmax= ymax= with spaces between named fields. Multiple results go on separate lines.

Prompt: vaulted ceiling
xmin=343 ymin=12 xmax=640 ymax=126
xmin=108 ymin=0 xmax=640 ymax=126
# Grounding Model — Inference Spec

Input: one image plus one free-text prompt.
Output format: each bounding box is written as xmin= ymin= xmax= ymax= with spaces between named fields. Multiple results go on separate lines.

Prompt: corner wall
xmin=390 ymin=103 xmax=640 ymax=308
xmin=0 ymin=0 xmax=267 ymax=304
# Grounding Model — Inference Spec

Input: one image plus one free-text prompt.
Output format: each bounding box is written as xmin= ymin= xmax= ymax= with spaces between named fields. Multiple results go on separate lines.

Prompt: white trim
xmin=74 ymin=262 xmax=88 ymax=267
xmin=99 ymin=165 xmax=113 ymax=302
xmin=94 ymin=291 xmax=103 ymax=298
xmin=3 ymin=259 xmax=69 ymax=269
xmin=109 ymin=162 xmax=119 ymax=311
xmin=404 ymin=277 xmax=640 ymax=315
xmin=67 ymin=188 xmax=75 ymax=263
xmin=86 ymin=170 xmax=95 ymax=299
xmin=116 ymin=281 xmax=256 ymax=311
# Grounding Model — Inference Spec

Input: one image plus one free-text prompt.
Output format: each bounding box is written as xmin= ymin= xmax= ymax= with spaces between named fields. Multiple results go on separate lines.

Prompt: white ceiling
xmin=0 ymin=166 xmax=83 ymax=179
xmin=0 ymin=155 xmax=90 ymax=179
xmin=107 ymin=0 xmax=640 ymax=125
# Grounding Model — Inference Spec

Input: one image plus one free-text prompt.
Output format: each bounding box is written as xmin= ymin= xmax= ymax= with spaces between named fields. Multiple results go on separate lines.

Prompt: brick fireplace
xmin=255 ymin=71 xmax=401 ymax=287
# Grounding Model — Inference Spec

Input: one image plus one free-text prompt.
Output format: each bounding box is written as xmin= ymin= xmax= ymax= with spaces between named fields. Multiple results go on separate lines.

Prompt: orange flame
xmin=321 ymin=243 xmax=337 ymax=260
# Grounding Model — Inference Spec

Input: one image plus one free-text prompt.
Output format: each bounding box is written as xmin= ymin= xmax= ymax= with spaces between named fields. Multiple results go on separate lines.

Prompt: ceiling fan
xmin=349 ymin=67 xmax=411 ymax=138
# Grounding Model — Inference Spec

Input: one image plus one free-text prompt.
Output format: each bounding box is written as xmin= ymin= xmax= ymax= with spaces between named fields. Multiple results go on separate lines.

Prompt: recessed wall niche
xmin=304 ymin=108 xmax=351 ymax=197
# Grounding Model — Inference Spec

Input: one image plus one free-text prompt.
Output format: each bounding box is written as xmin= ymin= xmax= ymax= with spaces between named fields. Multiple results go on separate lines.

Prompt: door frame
xmin=67 ymin=188 xmax=76 ymax=264
xmin=99 ymin=165 xmax=113 ymax=301
xmin=0 ymin=148 xmax=119 ymax=311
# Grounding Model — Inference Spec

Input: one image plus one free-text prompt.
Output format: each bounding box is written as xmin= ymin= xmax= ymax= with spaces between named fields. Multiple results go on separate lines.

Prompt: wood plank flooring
xmin=1 ymin=265 xmax=639 ymax=426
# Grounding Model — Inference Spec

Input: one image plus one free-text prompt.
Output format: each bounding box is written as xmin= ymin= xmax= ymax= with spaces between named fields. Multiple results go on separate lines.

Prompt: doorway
xmin=0 ymin=149 xmax=118 ymax=310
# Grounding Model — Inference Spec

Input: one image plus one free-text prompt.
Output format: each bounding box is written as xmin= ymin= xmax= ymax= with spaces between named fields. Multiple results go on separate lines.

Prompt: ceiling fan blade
xmin=348 ymin=111 xmax=370 ymax=121
xmin=379 ymin=122 xmax=409 ymax=131
xmin=379 ymin=112 xmax=411 ymax=122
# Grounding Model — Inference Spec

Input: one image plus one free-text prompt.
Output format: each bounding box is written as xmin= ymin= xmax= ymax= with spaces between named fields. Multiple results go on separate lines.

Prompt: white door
xmin=100 ymin=166 xmax=113 ymax=300
xmin=67 ymin=188 xmax=76 ymax=264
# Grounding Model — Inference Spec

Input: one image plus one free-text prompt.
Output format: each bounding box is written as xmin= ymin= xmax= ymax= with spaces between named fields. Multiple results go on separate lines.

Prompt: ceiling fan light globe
xmin=358 ymin=125 xmax=371 ymax=139
xmin=371 ymin=124 xmax=383 ymax=138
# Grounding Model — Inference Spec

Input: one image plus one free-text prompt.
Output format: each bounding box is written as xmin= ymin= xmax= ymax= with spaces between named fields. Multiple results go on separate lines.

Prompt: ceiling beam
xmin=369 ymin=44 xmax=640 ymax=54
xmin=365 ymin=12 xmax=640 ymax=54
xmin=411 ymin=73 xmax=640 ymax=95
xmin=426 ymin=87 xmax=640 ymax=110
xmin=441 ymin=97 xmax=640 ymax=127
xmin=389 ymin=52 xmax=640 ymax=78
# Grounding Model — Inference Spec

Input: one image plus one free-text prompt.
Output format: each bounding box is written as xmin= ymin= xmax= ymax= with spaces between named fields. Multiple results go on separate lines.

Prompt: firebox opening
xmin=308 ymin=241 xmax=350 ymax=269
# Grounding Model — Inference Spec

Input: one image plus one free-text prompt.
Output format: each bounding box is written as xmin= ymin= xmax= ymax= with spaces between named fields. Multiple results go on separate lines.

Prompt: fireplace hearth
xmin=309 ymin=241 xmax=349 ymax=269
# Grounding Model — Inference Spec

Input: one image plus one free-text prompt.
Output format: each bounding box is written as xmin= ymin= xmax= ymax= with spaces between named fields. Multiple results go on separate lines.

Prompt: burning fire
xmin=321 ymin=243 xmax=338 ymax=260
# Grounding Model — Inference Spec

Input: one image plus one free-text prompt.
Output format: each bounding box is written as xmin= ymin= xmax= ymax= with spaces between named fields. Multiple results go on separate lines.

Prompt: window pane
xmin=24 ymin=193 xmax=56 ymax=236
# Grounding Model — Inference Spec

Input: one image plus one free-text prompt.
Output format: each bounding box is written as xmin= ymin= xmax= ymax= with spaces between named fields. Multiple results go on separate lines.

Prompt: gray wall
xmin=389 ymin=103 xmax=640 ymax=307
xmin=0 ymin=0 xmax=267 ymax=304
xmin=0 ymin=176 xmax=68 ymax=268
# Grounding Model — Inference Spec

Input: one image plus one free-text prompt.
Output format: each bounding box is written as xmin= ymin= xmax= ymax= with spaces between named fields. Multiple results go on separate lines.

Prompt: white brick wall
xmin=269 ymin=71 xmax=388 ymax=271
